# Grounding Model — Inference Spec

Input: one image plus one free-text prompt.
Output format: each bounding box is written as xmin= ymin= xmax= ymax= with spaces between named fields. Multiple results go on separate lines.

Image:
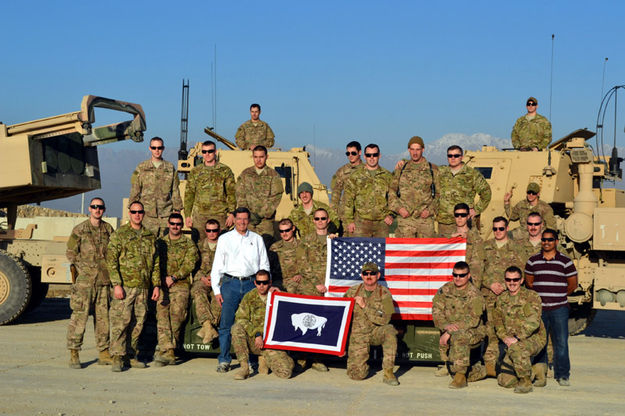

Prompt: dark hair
xmin=250 ymin=103 xmax=261 ymax=111
xmin=256 ymin=269 xmax=270 ymax=279
xmin=234 ymin=207 xmax=251 ymax=218
xmin=252 ymin=145 xmax=268 ymax=154
xmin=90 ymin=197 xmax=105 ymax=206
xmin=542 ymin=228 xmax=558 ymax=239
xmin=493 ymin=216 xmax=509 ymax=226
xmin=279 ymin=218 xmax=294 ymax=227
xmin=453 ymin=261 xmax=470 ymax=272
xmin=346 ymin=141 xmax=361 ymax=151
xmin=314 ymin=207 xmax=328 ymax=216
xmin=205 ymin=218 xmax=220 ymax=227
xmin=128 ymin=200 xmax=144 ymax=210
xmin=169 ymin=213 xmax=183 ymax=222
xmin=150 ymin=136 xmax=164 ymax=145
xmin=504 ymin=266 xmax=522 ymax=278
xmin=365 ymin=143 xmax=379 ymax=153
xmin=527 ymin=211 xmax=542 ymax=219
xmin=454 ymin=203 xmax=470 ymax=212
xmin=202 ymin=140 xmax=216 ymax=148
xmin=447 ymin=145 xmax=463 ymax=154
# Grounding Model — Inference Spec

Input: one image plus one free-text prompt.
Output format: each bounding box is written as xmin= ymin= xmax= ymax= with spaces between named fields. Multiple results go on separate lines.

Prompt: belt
xmin=224 ymin=273 xmax=254 ymax=281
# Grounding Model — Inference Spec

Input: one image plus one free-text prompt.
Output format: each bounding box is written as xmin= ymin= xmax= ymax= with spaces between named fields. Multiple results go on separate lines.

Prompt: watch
xmin=255 ymin=332 xmax=262 ymax=338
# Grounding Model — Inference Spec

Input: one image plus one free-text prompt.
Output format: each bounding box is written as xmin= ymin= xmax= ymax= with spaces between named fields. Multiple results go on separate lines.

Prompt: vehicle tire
xmin=26 ymin=266 xmax=48 ymax=312
xmin=568 ymin=302 xmax=596 ymax=335
xmin=0 ymin=250 xmax=32 ymax=325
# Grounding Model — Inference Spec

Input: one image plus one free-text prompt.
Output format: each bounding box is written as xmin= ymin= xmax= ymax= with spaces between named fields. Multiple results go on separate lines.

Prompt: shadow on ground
xmin=582 ymin=310 xmax=625 ymax=339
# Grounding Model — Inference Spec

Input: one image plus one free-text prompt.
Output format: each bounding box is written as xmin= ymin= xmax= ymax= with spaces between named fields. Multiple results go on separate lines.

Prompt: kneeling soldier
xmin=492 ymin=266 xmax=546 ymax=393
xmin=231 ymin=270 xmax=294 ymax=380
xmin=344 ymin=262 xmax=398 ymax=386
xmin=432 ymin=261 xmax=487 ymax=389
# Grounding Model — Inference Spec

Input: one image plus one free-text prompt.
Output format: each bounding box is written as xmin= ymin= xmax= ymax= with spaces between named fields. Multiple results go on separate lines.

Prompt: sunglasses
xmin=150 ymin=146 xmax=164 ymax=150
xmin=505 ymin=277 xmax=522 ymax=282
xmin=130 ymin=210 xmax=145 ymax=214
xmin=313 ymin=217 xmax=328 ymax=221
xmin=205 ymin=228 xmax=220 ymax=233
xmin=447 ymin=154 xmax=462 ymax=158
xmin=345 ymin=151 xmax=358 ymax=156
xmin=169 ymin=222 xmax=183 ymax=227
xmin=541 ymin=237 xmax=556 ymax=242
xmin=527 ymin=221 xmax=542 ymax=226
xmin=255 ymin=280 xmax=270 ymax=285
xmin=365 ymin=152 xmax=379 ymax=158
xmin=362 ymin=271 xmax=377 ymax=276
xmin=90 ymin=204 xmax=105 ymax=210
xmin=527 ymin=191 xmax=538 ymax=195
xmin=526 ymin=102 xmax=537 ymax=106
xmin=452 ymin=272 xmax=469 ymax=278
xmin=279 ymin=227 xmax=293 ymax=233
xmin=492 ymin=226 xmax=506 ymax=232
xmin=454 ymin=212 xmax=468 ymax=218
xmin=201 ymin=149 xmax=216 ymax=154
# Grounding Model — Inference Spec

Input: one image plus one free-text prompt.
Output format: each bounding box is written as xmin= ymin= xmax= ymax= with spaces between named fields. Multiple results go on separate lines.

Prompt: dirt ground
xmin=0 ymin=299 xmax=623 ymax=416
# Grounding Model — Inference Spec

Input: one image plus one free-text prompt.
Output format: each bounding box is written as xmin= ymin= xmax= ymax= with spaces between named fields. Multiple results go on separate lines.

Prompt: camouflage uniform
xmin=155 ymin=235 xmax=199 ymax=352
xmin=439 ymin=228 xmax=485 ymax=289
xmin=191 ymin=239 xmax=222 ymax=327
xmin=129 ymin=160 xmax=183 ymax=236
xmin=481 ymin=239 xmax=526 ymax=366
xmin=505 ymin=199 xmax=556 ymax=239
xmin=231 ymin=289 xmax=294 ymax=378
xmin=66 ymin=219 xmax=114 ymax=352
xmin=515 ymin=237 xmax=542 ymax=270
xmin=511 ymin=114 xmax=552 ymax=150
xmin=330 ymin=162 xmax=361 ymax=221
xmin=389 ymin=158 xmax=440 ymax=238
xmin=235 ymin=120 xmax=275 ymax=149
xmin=236 ymin=165 xmax=283 ymax=245
xmin=432 ymin=281 xmax=486 ymax=375
xmin=493 ymin=287 xmax=546 ymax=386
xmin=344 ymin=283 xmax=397 ymax=380
xmin=183 ymin=162 xmax=236 ymax=239
xmin=343 ymin=165 xmax=393 ymax=237
xmin=437 ymin=164 xmax=491 ymax=235
xmin=293 ymin=233 xmax=328 ymax=296
xmin=106 ymin=224 xmax=160 ymax=357
xmin=268 ymin=238 xmax=300 ymax=291
xmin=288 ymin=200 xmax=339 ymax=238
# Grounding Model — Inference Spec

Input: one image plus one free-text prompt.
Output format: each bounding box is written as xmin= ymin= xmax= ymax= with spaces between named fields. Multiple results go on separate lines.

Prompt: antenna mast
xmin=179 ymin=79 xmax=190 ymax=161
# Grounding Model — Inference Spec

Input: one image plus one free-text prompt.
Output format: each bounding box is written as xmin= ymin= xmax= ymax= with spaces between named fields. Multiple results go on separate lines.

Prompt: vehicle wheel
xmin=26 ymin=266 xmax=48 ymax=312
xmin=568 ymin=302 xmax=596 ymax=335
xmin=0 ymin=250 xmax=32 ymax=325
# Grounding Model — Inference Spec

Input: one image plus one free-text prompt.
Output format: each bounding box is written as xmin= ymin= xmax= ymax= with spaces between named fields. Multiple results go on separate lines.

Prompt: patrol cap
xmin=527 ymin=182 xmax=540 ymax=193
xmin=526 ymin=96 xmax=538 ymax=105
xmin=408 ymin=136 xmax=424 ymax=148
xmin=297 ymin=182 xmax=313 ymax=195
xmin=361 ymin=262 xmax=379 ymax=273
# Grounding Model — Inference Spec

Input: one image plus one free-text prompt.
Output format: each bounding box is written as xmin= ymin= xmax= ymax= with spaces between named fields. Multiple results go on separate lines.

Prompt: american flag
xmin=325 ymin=237 xmax=466 ymax=320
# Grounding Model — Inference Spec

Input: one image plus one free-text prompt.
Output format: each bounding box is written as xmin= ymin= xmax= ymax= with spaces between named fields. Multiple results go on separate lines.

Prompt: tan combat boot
xmin=258 ymin=356 xmax=269 ymax=375
xmin=485 ymin=362 xmax=497 ymax=378
xmin=434 ymin=365 xmax=449 ymax=377
xmin=111 ymin=355 xmax=123 ymax=372
xmin=127 ymin=354 xmax=147 ymax=369
xmin=448 ymin=372 xmax=468 ymax=389
xmin=514 ymin=376 xmax=533 ymax=394
xmin=162 ymin=349 xmax=176 ymax=365
xmin=98 ymin=349 xmax=112 ymax=365
xmin=311 ymin=361 xmax=328 ymax=372
xmin=383 ymin=368 xmax=399 ymax=386
xmin=234 ymin=361 xmax=250 ymax=380
xmin=69 ymin=349 xmax=81 ymax=369
xmin=201 ymin=322 xmax=219 ymax=344
xmin=532 ymin=363 xmax=547 ymax=387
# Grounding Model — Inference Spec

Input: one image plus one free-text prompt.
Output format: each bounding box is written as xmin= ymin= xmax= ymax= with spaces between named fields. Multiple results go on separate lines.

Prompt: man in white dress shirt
xmin=211 ymin=207 xmax=270 ymax=373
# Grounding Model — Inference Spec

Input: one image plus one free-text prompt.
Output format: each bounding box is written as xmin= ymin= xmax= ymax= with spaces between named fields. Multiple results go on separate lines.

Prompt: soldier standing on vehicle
xmin=184 ymin=140 xmax=236 ymax=240
xmin=154 ymin=213 xmax=199 ymax=367
xmin=492 ymin=266 xmax=546 ymax=393
xmin=437 ymin=145 xmax=491 ymax=237
xmin=481 ymin=217 xmax=525 ymax=377
xmin=191 ymin=219 xmax=222 ymax=345
xmin=330 ymin=141 xmax=362 ymax=223
xmin=66 ymin=197 xmax=115 ymax=369
xmin=344 ymin=262 xmax=399 ymax=386
xmin=231 ymin=269 xmax=294 ymax=380
xmin=235 ymin=103 xmax=275 ymax=150
xmin=343 ymin=144 xmax=394 ymax=237
xmin=511 ymin=97 xmax=552 ymax=151
xmin=504 ymin=182 xmax=556 ymax=239
xmin=129 ymin=137 xmax=182 ymax=237
xmin=106 ymin=201 xmax=160 ymax=372
xmin=235 ymin=145 xmax=284 ymax=247
xmin=432 ymin=261 xmax=487 ymax=389
xmin=288 ymin=182 xmax=339 ymax=238
xmin=389 ymin=136 xmax=439 ymax=238
xmin=268 ymin=218 xmax=300 ymax=291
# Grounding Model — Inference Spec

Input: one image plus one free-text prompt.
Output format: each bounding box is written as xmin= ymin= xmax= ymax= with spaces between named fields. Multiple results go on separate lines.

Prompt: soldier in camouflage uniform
xmin=493 ymin=266 xmax=546 ymax=393
xmin=504 ymin=182 xmax=556 ymax=239
xmin=432 ymin=261 xmax=486 ymax=389
xmin=191 ymin=219 xmax=222 ymax=344
xmin=344 ymin=262 xmax=398 ymax=386
xmin=288 ymin=182 xmax=339 ymax=238
xmin=66 ymin=198 xmax=115 ymax=369
xmin=269 ymin=219 xmax=300 ymax=291
xmin=154 ymin=213 xmax=199 ymax=366
xmin=481 ymin=217 xmax=526 ymax=376
xmin=129 ymin=137 xmax=183 ymax=237
xmin=293 ymin=208 xmax=333 ymax=297
xmin=107 ymin=201 xmax=161 ymax=372
xmin=235 ymin=145 xmax=283 ymax=247
xmin=343 ymin=144 xmax=394 ymax=237
xmin=330 ymin=141 xmax=362 ymax=223
xmin=235 ymin=103 xmax=275 ymax=150
xmin=231 ymin=270 xmax=294 ymax=380
xmin=184 ymin=140 xmax=236 ymax=240
xmin=514 ymin=212 xmax=544 ymax=266
xmin=389 ymin=136 xmax=439 ymax=238
xmin=511 ymin=97 xmax=552 ymax=150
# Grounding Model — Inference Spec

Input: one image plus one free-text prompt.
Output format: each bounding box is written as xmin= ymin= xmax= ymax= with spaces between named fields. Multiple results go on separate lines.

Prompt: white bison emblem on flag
xmin=291 ymin=312 xmax=327 ymax=336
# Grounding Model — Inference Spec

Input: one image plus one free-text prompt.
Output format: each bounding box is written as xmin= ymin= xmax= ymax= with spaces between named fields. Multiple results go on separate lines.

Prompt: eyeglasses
xmin=201 ymin=149 xmax=216 ymax=154
xmin=255 ymin=280 xmax=270 ymax=285
xmin=454 ymin=212 xmax=468 ymax=218
xmin=527 ymin=191 xmax=538 ymax=195
xmin=452 ymin=272 xmax=469 ymax=278
xmin=447 ymin=154 xmax=462 ymax=158
xmin=505 ymin=277 xmax=522 ymax=282
xmin=541 ymin=237 xmax=556 ymax=242
xmin=205 ymin=228 xmax=220 ymax=233
xmin=279 ymin=227 xmax=293 ymax=233
xmin=492 ymin=226 xmax=506 ymax=232
xmin=365 ymin=152 xmax=379 ymax=158
xmin=90 ymin=204 xmax=105 ymax=210
xmin=130 ymin=210 xmax=145 ymax=214
xmin=362 ymin=271 xmax=377 ymax=276
xmin=526 ymin=102 xmax=537 ymax=107
xmin=313 ymin=217 xmax=328 ymax=221
xmin=527 ymin=221 xmax=542 ymax=226
xmin=345 ymin=151 xmax=358 ymax=156
xmin=169 ymin=222 xmax=183 ymax=227
xmin=150 ymin=146 xmax=164 ymax=150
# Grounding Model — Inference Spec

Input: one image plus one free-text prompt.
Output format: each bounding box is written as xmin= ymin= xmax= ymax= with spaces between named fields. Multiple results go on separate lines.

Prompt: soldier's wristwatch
xmin=255 ymin=332 xmax=262 ymax=338
xmin=171 ymin=276 xmax=177 ymax=283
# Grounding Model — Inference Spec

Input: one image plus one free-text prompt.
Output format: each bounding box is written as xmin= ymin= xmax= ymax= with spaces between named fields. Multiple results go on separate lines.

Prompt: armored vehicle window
xmin=274 ymin=166 xmax=293 ymax=195
xmin=474 ymin=167 xmax=492 ymax=179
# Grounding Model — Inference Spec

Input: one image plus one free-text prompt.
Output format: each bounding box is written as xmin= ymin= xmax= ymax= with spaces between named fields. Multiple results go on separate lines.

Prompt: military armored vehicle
xmin=0 ymin=95 xmax=146 ymax=324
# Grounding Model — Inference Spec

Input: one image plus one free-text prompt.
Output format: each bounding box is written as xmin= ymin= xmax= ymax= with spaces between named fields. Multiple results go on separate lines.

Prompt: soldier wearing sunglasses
xmin=504 ymin=182 xmax=556 ymax=239
xmin=330 ymin=141 xmax=362 ymax=223
xmin=511 ymin=96 xmax=552 ymax=150
xmin=269 ymin=218 xmax=301 ymax=292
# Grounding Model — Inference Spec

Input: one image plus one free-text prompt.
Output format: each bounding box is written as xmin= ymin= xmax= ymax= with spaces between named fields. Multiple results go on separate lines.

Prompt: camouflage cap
xmin=408 ymin=136 xmax=424 ymax=148
xmin=297 ymin=182 xmax=313 ymax=195
xmin=527 ymin=182 xmax=540 ymax=193
xmin=526 ymin=96 xmax=538 ymax=105
xmin=361 ymin=262 xmax=379 ymax=273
